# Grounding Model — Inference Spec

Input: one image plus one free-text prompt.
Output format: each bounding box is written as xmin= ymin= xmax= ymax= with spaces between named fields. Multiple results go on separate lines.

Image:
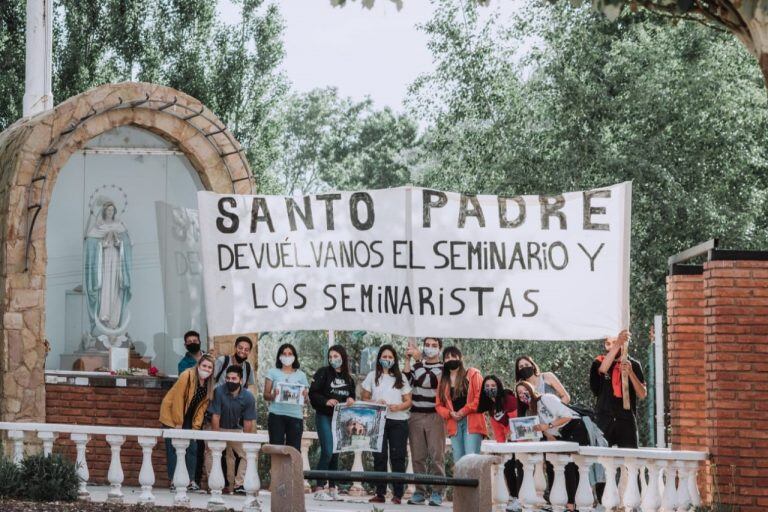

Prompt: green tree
xmin=0 ymin=0 xmax=25 ymax=130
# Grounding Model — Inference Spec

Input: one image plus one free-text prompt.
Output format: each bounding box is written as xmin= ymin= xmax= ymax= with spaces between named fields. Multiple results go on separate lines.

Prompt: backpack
xmin=215 ymin=355 xmax=252 ymax=389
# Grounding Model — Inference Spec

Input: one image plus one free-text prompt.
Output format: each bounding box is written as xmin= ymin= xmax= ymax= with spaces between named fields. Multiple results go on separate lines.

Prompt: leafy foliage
xmin=0 ymin=456 xmax=23 ymax=499
xmin=19 ymin=454 xmax=79 ymax=502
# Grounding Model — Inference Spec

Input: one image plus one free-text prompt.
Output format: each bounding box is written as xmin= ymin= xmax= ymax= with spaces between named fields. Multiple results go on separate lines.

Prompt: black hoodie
xmin=309 ymin=366 xmax=356 ymax=416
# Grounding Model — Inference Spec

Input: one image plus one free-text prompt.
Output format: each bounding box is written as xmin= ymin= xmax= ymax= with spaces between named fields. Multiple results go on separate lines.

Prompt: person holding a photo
xmin=478 ymin=375 xmax=523 ymax=511
xmin=435 ymin=346 xmax=485 ymax=463
xmin=308 ymin=344 xmax=356 ymax=501
xmin=361 ymin=344 xmax=412 ymax=505
xmin=264 ymin=343 xmax=309 ymax=452
xmin=515 ymin=380 xmax=590 ymax=511
xmin=515 ymin=355 xmax=570 ymax=405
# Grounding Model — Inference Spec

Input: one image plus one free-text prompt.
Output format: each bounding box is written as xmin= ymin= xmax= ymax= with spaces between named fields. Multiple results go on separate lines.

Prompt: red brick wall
xmin=46 ymin=383 xmax=172 ymax=487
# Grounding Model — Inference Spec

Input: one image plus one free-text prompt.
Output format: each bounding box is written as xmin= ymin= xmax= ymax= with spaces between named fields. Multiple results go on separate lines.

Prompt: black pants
xmin=504 ymin=457 xmax=523 ymax=498
xmin=595 ymin=414 xmax=639 ymax=501
xmin=373 ymin=419 xmax=408 ymax=498
xmin=555 ymin=420 xmax=590 ymax=505
xmin=268 ymin=413 xmax=304 ymax=452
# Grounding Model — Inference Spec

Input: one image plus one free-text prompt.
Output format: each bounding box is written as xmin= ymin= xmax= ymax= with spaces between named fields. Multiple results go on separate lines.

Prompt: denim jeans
xmin=450 ymin=417 xmax=482 ymax=463
xmin=314 ymin=414 xmax=339 ymax=488
xmin=372 ymin=418 xmax=409 ymax=498
xmin=267 ymin=413 xmax=304 ymax=452
xmin=164 ymin=436 xmax=197 ymax=483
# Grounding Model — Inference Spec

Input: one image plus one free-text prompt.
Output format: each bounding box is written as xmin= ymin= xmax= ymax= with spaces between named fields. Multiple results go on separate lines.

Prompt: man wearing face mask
xmin=403 ymin=337 xmax=446 ymax=506
xmin=178 ymin=330 xmax=203 ymax=375
xmin=213 ymin=336 xmax=256 ymax=389
xmin=205 ymin=365 xmax=257 ymax=495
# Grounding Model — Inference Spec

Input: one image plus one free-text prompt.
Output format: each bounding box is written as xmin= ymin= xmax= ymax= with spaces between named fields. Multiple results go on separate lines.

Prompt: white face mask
xmin=198 ymin=369 xmax=211 ymax=379
xmin=423 ymin=347 xmax=440 ymax=358
xmin=280 ymin=355 xmax=295 ymax=367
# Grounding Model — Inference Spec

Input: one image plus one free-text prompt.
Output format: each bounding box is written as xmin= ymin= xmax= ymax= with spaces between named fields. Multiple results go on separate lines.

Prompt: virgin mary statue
xmin=84 ymin=200 xmax=133 ymax=334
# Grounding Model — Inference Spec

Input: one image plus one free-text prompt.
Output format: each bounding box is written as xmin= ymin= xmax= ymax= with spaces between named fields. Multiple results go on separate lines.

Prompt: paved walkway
xmin=87 ymin=486 xmax=449 ymax=511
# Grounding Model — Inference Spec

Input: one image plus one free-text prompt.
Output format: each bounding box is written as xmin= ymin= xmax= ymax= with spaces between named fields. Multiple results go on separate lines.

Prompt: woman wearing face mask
xmin=515 ymin=380 xmax=590 ymax=511
xmin=159 ymin=354 xmax=215 ymax=491
xmin=309 ymin=345 xmax=356 ymax=501
xmin=478 ymin=375 xmax=523 ymax=512
xmin=515 ymin=356 xmax=570 ymax=405
xmin=264 ymin=343 xmax=309 ymax=451
xmin=435 ymin=346 xmax=486 ymax=463
xmin=361 ymin=344 xmax=412 ymax=505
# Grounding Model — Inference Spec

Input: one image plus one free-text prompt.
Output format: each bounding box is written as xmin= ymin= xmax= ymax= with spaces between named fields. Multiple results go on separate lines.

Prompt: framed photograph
xmin=274 ymin=381 xmax=306 ymax=406
xmin=509 ymin=416 xmax=542 ymax=442
xmin=331 ymin=401 xmax=387 ymax=453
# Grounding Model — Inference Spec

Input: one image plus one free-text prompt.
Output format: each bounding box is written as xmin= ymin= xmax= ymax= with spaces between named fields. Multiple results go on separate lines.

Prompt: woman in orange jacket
xmin=435 ymin=346 xmax=486 ymax=463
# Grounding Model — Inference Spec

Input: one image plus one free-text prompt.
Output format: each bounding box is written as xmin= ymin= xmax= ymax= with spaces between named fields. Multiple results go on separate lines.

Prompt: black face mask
xmin=234 ymin=354 xmax=247 ymax=363
xmin=186 ymin=343 xmax=201 ymax=354
xmin=444 ymin=360 xmax=461 ymax=371
xmin=518 ymin=366 xmax=536 ymax=380
xmin=226 ymin=381 xmax=240 ymax=393
xmin=485 ymin=387 xmax=498 ymax=398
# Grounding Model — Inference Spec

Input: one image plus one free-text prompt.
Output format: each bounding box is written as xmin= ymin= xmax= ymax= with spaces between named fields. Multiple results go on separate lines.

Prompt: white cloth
xmin=537 ymin=393 xmax=577 ymax=437
xmin=361 ymin=371 xmax=412 ymax=420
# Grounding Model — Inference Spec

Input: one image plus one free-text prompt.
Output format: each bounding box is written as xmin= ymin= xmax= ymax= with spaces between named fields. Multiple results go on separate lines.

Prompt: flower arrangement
xmin=110 ymin=366 xmax=160 ymax=377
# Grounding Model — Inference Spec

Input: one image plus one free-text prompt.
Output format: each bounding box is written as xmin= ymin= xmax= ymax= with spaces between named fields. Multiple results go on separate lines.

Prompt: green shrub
xmin=0 ymin=456 xmax=22 ymax=498
xmin=19 ymin=453 xmax=79 ymax=502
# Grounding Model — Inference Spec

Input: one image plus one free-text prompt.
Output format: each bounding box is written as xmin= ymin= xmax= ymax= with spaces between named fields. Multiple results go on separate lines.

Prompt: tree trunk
xmin=759 ymin=52 xmax=768 ymax=91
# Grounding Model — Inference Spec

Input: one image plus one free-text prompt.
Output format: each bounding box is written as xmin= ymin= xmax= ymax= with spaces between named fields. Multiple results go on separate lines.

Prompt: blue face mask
xmin=379 ymin=359 xmax=394 ymax=370
xmin=329 ymin=358 xmax=343 ymax=369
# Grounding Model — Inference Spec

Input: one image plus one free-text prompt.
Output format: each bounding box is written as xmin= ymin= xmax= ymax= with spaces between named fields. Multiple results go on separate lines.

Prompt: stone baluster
xmin=548 ymin=453 xmax=570 ymax=511
xmin=641 ymin=459 xmax=662 ymax=512
xmin=70 ymin=433 xmax=90 ymax=500
xmin=598 ymin=456 xmax=620 ymax=510
xmin=300 ymin=437 xmax=313 ymax=493
xmin=105 ymin=435 xmax=125 ymax=503
xmin=660 ymin=461 xmax=679 ymax=512
xmin=534 ymin=459 xmax=547 ymax=494
xmin=137 ymin=436 xmax=156 ymax=505
xmin=572 ymin=454 xmax=595 ymax=511
xmin=37 ymin=431 xmax=56 ymax=456
xmin=674 ymin=461 xmax=692 ymax=512
xmin=171 ymin=438 xmax=191 ymax=506
xmin=206 ymin=440 xmax=227 ymax=511
xmin=492 ymin=455 xmax=511 ymax=511
xmin=686 ymin=461 xmax=701 ymax=507
xmin=623 ymin=457 xmax=642 ymax=511
xmin=8 ymin=430 xmax=24 ymax=465
xmin=243 ymin=442 xmax=262 ymax=512
xmin=517 ymin=452 xmax=544 ymax=510
xmin=349 ymin=450 xmax=365 ymax=496
xmin=404 ymin=444 xmax=415 ymax=499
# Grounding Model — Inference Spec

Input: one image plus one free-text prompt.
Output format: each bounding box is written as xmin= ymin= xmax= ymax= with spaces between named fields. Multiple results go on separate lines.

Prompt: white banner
xmin=198 ymin=182 xmax=631 ymax=340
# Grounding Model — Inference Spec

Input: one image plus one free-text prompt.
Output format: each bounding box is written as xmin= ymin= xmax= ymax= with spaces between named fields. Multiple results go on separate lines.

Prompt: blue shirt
xmin=266 ymin=367 xmax=308 ymax=420
xmin=178 ymin=353 xmax=197 ymax=375
xmin=207 ymin=384 xmax=258 ymax=429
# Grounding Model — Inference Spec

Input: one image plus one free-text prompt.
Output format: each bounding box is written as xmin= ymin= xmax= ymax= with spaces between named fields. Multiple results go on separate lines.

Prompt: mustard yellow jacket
xmin=159 ymin=368 xmax=211 ymax=430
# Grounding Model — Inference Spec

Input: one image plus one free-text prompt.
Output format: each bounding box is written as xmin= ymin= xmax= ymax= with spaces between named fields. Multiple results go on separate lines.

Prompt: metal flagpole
xmin=654 ymin=314 xmax=666 ymax=448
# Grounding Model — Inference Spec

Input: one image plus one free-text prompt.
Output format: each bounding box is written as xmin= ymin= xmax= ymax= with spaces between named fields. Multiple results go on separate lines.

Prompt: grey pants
xmin=408 ymin=411 xmax=447 ymax=496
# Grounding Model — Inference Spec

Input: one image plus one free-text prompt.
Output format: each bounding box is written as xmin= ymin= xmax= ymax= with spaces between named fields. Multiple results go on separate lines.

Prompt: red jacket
xmin=488 ymin=392 xmax=518 ymax=442
xmin=435 ymin=367 xmax=487 ymax=437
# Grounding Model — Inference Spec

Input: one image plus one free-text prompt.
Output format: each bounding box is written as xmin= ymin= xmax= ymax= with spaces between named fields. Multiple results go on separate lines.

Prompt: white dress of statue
xmin=84 ymin=200 xmax=133 ymax=338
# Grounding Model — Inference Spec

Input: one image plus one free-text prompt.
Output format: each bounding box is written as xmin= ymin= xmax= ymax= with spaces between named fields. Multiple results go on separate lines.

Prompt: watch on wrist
xmin=548 ymin=422 xmax=553 ymax=429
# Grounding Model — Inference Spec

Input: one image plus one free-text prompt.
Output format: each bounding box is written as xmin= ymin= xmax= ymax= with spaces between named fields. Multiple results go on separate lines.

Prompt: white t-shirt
xmin=537 ymin=393 xmax=578 ymax=437
xmin=362 ymin=371 xmax=412 ymax=421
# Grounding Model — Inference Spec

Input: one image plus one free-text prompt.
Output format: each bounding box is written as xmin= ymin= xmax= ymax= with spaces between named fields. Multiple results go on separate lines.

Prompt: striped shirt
xmin=404 ymin=361 xmax=443 ymax=413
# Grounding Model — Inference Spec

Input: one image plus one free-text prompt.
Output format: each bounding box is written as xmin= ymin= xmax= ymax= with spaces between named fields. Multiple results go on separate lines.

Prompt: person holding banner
xmin=515 ymin=380 xmax=589 ymax=511
xmin=435 ymin=346 xmax=485 ymax=463
xmin=308 ymin=344 xmax=356 ymax=501
xmin=514 ymin=356 xmax=570 ymax=405
xmin=403 ymin=337 xmax=446 ymax=506
xmin=264 ymin=343 xmax=309 ymax=452
xmin=361 ymin=344 xmax=412 ymax=505
xmin=478 ymin=375 xmax=523 ymax=512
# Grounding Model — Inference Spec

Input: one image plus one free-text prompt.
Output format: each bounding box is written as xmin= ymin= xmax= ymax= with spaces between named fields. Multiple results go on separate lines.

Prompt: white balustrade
xmin=349 ymin=449 xmax=366 ymax=496
xmin=243 ymin=442 xmax=262 ymax=512
xmin=136 ymin=435 xmax=156 ymax=505
xmin=299 ymin=431 xmax=317 ymax=492
xmin=659 ymin=461 xmax=678 ymax=512
xmin=70 ymin=433 xmax=90 ymax=500
xmin=105 ymin=434 xmax=125 ymax=503
xmin=534 ymin=459 xmax=548 ymax=494
xmin=571 ymin=453 xmax=595 ymax=510
xmin=624 ymin=457 xmax=643 ymax=511
xmin=206 ymin=440 xmax=227 ymax=510
xmin=675 ymin=460 xmax=691 ymax=512
xmin=37 ymin=430 xmax=56 ymax=456
xmin=548 ymin=453 xmax=571 ymax=512
xmin=8 ymin=430 xmax=24 ymax=464
xmin=492 ymin=454 xmax=511 ymax=511
xmin=642 ymin=459 xmax=662 ymax=512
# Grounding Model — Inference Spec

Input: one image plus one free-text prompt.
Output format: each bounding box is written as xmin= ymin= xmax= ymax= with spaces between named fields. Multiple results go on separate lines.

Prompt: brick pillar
xmin=666 ymin=273 xmax=706 ymax=450
xmin=703 ymin=260 xmax=768 ymax=512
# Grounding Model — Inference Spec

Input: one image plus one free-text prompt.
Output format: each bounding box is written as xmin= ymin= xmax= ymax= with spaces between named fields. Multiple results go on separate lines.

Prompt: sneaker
xmin=428 ymin=492 xmax=443 ymax=506
xmin=187 ymin=482 xmax=200 ymax=492
xmin=314 ymin=491 xmax=336 ymax=501
xmin=407 ymin=492 xmax=426 ymax=505
xmin=369 ymin=495 xmax=385 ymax=503
xmin=169 ymin=483 xmax=176 ymax=492
xmin=392 ymin=496 xmax=402 ymax=504
xmin=233 ymin=485 xmax=246 ymax=495
xmin=505 ymin=497 xmax=522 ymax=512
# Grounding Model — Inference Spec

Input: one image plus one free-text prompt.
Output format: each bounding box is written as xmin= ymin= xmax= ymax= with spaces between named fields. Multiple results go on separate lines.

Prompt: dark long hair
xmin=328 ymin=344 xmax=352 ymax=380
xmin=437 ymin=346 xmax=467 ymax=403
xmin=275 ymin=343 xmax=300 ymax=369
xmin=478 ymin=375 xmax=514 ymax=416
xmin=514 ymin=355 xmax=541 ymax=383
xmin=374 ymin=344 xmax=404 ymax=389
xmin=515 ymin=379 xmax=540 ymax=416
